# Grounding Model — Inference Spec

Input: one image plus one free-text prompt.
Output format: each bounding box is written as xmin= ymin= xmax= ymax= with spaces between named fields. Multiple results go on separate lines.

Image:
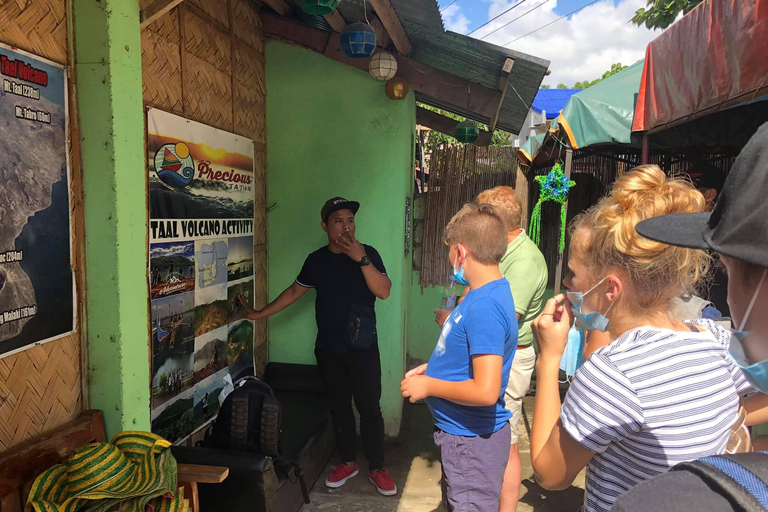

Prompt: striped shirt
xmin=561 ymin=320 xmax=752 ymax=512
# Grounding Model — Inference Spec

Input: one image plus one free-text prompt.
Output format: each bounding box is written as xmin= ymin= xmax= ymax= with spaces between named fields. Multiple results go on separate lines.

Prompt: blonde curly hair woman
xmin=529 ymin=165 xmax=752 ymax=512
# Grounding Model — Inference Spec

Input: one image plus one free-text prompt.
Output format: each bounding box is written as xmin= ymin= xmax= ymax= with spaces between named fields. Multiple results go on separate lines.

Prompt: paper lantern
xmin=369 ymin=51 xmax=398 ymax=81
xmin=455 ymin=120 xmax=480 ymax=143
xmin=296 ymin=0 xmax=340 ymax=16
xmin=341 ymin=22 xmax=377 ymax=58
xmin=385 ymin=77 xmax=409 ymax=100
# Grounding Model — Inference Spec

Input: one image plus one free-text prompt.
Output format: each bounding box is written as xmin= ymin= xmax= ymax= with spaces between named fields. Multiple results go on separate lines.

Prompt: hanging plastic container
xmin=296 ymin=0 xmax=340 ymax=16
xmin=455 ymin=120 xmax=480 ymax=144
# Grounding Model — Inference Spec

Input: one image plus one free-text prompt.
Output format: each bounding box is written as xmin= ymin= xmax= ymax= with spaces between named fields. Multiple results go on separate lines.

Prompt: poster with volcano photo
xmin=0 ymin=44 xmax=74 ymax=359
xmin=148 ymin=109 xmax=256 ymax=442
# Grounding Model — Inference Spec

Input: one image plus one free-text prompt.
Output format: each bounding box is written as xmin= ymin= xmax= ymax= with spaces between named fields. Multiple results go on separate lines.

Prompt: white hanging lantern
xmin=369 ymin=51 xmax=398 ymax=81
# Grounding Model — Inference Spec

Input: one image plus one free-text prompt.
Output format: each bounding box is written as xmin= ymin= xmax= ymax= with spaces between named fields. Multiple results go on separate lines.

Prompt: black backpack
xmin=203 ymin=376 xmax=309 ymax=503
xmin=673 ymin=452 xmax=768 ymax=511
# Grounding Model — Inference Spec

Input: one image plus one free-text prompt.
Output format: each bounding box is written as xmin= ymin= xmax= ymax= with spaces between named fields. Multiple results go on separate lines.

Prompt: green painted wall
xmin=408 ymin=280 xmax=444 ymax=363
xmin=265 ymin=41 xmax=415 ymax=436
xmin=73 ymin=0 xmax=149 ymax=435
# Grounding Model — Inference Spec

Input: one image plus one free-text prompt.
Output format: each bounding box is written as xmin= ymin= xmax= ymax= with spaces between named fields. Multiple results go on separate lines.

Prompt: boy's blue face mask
xmin=452 ymin=247 xmax=469 ymax=286
xmin=726 ymin=269 xmax=768 ymax=393
xmin=566 ymin=276 xmax=616 ymax=332
xmin=560 ymin=325 xmax=586 ymax=378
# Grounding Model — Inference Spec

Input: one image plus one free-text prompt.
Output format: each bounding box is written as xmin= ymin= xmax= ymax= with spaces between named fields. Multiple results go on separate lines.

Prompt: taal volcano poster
xmin=0 ymin=44 xmax=74 ymax=359
xmin=148 ymin=108 xmax=256 ymax=443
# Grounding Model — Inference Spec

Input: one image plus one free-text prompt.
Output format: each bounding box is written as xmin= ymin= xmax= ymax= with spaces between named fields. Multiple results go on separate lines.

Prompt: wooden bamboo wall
xmin=0 ymin=0 xmax=85 ymax=451
xmin=140 ymin=0 xmax=269 ymax=376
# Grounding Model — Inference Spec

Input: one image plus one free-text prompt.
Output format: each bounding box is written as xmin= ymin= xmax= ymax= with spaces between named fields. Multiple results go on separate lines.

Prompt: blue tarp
xmin=531 ymin=89 xmax=582 ymax=119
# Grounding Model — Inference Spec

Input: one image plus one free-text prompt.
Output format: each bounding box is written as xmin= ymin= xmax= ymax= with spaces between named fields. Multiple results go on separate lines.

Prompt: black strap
xmin=673 ymin=453 xmax=768 ymax=512
xmin=275 ymin=456 xmax=310 ymax=504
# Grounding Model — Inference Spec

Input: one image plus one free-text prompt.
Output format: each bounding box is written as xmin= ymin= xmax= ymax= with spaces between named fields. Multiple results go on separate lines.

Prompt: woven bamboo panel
xmin=184 ymin=9 xmax=230 ymax=73
xmin=253 ymin=246 xmax=268 ymax=309
xmin=190 ymin=0 xmax=230 ymax=29
xmin=185 ymin=51 xmax=233 ymax=131
xmin=253 ymin=151 xmax=267 ymax=245
xmin=143 ymin=7 xmax=180 ymax=44
xmin=0 ymin=0 xmax=84 ymax=453
xmin=234 ymin=44 xmax=266 ymax=144
xmin=254 ymin=339 xmax=267 ymax=378
xmin=142 ymin=28 xmax=183 ymax=113
xmin=0 ymin=0 xmax=67 ymax=65
xmin=0 ymin=334 xmax=82 ymax=451
xmin=232 ymin=0 xmax=263 ymax=54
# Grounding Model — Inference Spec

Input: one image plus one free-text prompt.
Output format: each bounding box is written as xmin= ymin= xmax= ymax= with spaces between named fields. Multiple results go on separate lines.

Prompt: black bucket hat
xmin=321 ymin=197 xmax=360 ymax=223
xmin=636 ymin=123 xmax=768 ymax=268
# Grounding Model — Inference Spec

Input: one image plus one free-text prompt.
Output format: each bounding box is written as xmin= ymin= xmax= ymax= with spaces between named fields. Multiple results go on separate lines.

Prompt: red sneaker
xmin=368 ymin=470 xmax=397 ymax=496
xmin=325 ymin=463 xmax=359 ymax=488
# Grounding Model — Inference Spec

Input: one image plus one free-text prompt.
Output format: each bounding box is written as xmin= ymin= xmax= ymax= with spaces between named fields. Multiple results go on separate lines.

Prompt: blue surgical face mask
xmin=727 ymin=269 xmax=768 ymax=392
xmin=560 ymin=325 xmax=586 ymax=378
xmin=566 ymin=276 xmax=616 ymax=332
xmin=453 ymin=248 xmax=469 ymax=286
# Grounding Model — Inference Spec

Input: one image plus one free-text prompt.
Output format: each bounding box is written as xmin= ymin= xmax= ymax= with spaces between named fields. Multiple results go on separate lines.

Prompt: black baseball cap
xmin=321 ymin=197 xmax=360 ymax=223
xmin=637 ymin=123 xmax=768 ymax=268
xmin=686 ymin=162 xmax=726 ymax=193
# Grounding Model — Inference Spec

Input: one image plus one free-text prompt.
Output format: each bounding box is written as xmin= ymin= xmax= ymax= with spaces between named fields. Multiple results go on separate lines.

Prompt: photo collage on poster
xmin=147 ymin=108 xmax=256 ymax=443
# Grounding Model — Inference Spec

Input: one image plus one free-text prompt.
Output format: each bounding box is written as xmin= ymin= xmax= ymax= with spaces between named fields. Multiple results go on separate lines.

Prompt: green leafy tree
xmin=632 ymin=0 xmax=702 ymax=29
xmin=556 ymin=83 xmax=568 ymax=89
xmin=540 ymin=84 xmax=551 ymax=89
xmin=573 ymin=62 xmax=628 ymax=89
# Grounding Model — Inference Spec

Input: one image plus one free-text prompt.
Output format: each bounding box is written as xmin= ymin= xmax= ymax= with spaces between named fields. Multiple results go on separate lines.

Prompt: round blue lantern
xmin=341 ymin=22 xmax=377 ymax=58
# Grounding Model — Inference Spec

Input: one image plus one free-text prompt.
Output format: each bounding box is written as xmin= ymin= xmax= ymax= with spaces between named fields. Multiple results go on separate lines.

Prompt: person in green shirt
xmin=436 ymin=186 xmax=548 ymax=512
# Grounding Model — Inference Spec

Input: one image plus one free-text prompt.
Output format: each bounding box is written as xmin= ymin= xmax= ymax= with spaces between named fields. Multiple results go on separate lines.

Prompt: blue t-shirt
xmin=425 ymin=278 xmax=518 ymax=436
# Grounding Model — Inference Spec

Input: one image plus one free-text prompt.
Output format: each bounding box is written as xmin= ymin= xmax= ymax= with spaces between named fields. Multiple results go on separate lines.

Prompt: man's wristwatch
xmin=358 ymin=256 xmax=371 ymax=267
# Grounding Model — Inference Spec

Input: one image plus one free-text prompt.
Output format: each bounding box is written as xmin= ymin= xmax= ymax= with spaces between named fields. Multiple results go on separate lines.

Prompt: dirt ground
xmin=301 ymin=397 xmax=585 ymax=512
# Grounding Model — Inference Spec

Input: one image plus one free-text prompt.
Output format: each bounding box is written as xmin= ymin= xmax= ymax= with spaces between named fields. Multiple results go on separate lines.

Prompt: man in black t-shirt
xmin=238 ymin=197 xmax=397 ymax=497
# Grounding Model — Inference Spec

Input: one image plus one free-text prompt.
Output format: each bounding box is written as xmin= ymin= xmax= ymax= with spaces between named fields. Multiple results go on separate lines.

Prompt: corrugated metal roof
xmin=532 ymin=89 xmax=582 ymax=118
xmin=290 ymin=0 xmax=550 ymax=134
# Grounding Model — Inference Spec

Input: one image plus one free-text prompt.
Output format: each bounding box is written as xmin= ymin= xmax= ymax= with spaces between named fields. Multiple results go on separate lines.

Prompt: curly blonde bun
xmin=572 ymin=165 xmax=710 ymax=310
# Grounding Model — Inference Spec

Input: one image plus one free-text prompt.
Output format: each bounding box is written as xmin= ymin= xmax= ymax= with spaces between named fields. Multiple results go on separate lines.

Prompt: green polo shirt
xmin=499 ymin=231 xmax=548 ymax=347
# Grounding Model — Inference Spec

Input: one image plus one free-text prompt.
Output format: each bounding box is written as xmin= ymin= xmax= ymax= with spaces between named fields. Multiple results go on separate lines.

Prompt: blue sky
xmin=436 ymin=0 xmax=662 ymax=90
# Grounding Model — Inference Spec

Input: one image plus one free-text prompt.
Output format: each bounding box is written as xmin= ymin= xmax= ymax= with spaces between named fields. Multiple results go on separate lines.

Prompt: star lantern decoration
xmin=529 ymin=163 xmax=576 ymax=254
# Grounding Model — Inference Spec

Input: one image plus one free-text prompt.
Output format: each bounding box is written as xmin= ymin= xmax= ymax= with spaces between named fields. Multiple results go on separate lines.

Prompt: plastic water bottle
xmin=440 ymin=276 xmax=459 ymax=311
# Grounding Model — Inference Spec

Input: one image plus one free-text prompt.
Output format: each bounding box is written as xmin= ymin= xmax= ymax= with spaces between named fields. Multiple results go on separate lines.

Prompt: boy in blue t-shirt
xmin=401 ymin=203 xmax=518 ymax=511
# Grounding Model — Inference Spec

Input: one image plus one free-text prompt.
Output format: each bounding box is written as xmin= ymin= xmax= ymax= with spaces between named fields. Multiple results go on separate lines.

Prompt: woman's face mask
xmin=727 ymin=269 xmax=768 ymax=392
xmin=566 ymin=276 xmax=616 ymax=332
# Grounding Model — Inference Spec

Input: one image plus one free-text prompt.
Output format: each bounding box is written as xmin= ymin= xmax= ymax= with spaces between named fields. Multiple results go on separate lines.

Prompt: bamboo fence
xmin=419 ymin=145 xmax=519 ymax=288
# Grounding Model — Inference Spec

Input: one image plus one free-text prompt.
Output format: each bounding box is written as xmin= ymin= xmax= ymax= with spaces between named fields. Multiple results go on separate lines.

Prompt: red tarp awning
xmin=632 ymin=0 xmax=768 ymax=133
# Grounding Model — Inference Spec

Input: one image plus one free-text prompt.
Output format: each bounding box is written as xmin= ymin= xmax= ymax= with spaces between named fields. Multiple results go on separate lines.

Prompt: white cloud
xmin=442 ymin=4 xmax=471 ymax=33
xmin=468 ymin=0 xmax=663 ymax=87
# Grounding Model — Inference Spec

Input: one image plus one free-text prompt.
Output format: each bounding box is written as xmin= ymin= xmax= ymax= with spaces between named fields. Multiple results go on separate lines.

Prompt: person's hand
xmin=337 ymin=231 xmax=367 ymax=263
xmin=238 ymin=293 xmax=265 ymax=320
xmin=405 ymin=363 xmax=428 ymax=378
xmin=401 ymin=375 xmax=432 ymax=403
xmin=532 ymin=294 xmax=573 ymax=361
xmin=433 ymin=309 xmax=451 ymax=327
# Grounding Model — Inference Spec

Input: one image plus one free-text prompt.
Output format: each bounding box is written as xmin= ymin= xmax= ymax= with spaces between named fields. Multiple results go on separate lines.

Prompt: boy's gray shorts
xmin=434 ymin=422 xmax=511 ymax=511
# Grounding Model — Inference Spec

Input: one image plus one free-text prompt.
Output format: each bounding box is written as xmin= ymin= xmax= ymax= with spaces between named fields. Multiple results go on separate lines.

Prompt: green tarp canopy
xmin=517 ymin=60 xmax=644 ymax=166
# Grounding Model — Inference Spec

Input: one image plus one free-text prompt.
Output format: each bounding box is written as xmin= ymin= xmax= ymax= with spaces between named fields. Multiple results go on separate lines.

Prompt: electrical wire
xmin=479 ymin=0 xmax=551 ymax=40
xmin=504 ymin=0 xmax=601 ymax=45
xmin=466 ymin=0 xmax=530 ymax=36
xmin=440 ymin=0 xmax=459 ymax=12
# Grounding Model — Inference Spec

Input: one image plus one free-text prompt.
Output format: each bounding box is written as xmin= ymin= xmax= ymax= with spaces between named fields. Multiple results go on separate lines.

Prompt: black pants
xmin=315 ymin=344 xmax=385 ymax=471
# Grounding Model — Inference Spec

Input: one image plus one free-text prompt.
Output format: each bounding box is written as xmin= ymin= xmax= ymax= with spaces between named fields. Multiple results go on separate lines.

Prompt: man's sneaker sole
xmin=325 ymin=468 xmax=359 ymax=488
xmin=368 ymin=477 xmax=397 ymax=496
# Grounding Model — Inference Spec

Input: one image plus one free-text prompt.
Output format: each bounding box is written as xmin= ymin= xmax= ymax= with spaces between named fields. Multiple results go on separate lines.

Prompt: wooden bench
xmin=0 ymin=410 xmax=227 ymax=512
